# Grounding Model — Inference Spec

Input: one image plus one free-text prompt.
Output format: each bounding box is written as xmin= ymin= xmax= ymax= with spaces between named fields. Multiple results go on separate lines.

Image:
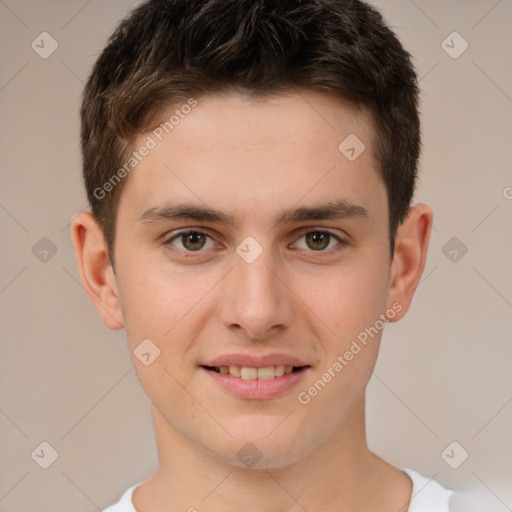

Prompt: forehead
xmin=150 ymin=89 xmax=375 ymax=160
xmin=118 ymin=89 xmax=385 ymax=226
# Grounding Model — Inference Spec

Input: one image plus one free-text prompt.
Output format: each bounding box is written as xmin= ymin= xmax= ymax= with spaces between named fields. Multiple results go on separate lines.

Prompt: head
xmin=72 ymin=0 xmax=432 ymax=469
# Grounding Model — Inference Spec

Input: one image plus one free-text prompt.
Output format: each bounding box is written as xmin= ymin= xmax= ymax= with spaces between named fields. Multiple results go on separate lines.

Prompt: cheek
xmin=294 ymin=258 xmax=390 ymax=339
xmin=296 ymin=266 xmax=388 ymax=413
xmin=116 ymin=257 xmax=220 ymax=377
xmin=131 ymin=357 xmax=200 ymax=435
xmin=116 ymin=254 xmax=188 ymax=334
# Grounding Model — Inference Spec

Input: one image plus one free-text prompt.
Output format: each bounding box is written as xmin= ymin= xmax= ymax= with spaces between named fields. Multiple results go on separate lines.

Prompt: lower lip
xmin=201 ymin=366 xmax=310 ymax=400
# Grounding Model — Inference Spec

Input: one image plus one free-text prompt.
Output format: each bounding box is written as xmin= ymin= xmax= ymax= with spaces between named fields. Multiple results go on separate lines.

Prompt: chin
xmin=224 ymin=445 xmax=307 ymax=471
xmin=211 ymin=429 xmax=313 ymax=471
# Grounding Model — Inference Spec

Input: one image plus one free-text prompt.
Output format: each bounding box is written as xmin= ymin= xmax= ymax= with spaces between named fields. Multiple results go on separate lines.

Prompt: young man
xmin=71 ymin=0 xmax=455 ymax=510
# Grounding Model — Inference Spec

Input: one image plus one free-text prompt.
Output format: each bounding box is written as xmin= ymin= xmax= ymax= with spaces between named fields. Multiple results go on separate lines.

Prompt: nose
xmin=217 ymin=245 xmax=294 ymax=340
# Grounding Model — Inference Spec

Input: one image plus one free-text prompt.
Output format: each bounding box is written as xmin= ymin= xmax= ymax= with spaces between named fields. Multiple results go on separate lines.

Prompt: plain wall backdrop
xmin=1 ymin=1 xmax=511 ymax=510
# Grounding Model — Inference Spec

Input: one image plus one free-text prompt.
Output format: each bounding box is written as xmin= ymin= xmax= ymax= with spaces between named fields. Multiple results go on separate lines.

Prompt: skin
xmin=72 ymin=89 xmax=433 ymax=512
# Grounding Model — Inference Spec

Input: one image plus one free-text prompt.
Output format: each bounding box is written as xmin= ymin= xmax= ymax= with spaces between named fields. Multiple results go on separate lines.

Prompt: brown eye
xmin=305 ymin=231 xmax=331 ymax=250
xmin=181 ymin=232 xmax=207 ymax=251
xmin=293 ymin=230 xmax=348 ymax=253
xmin=165 ymin=230 xmax=214 ymax=252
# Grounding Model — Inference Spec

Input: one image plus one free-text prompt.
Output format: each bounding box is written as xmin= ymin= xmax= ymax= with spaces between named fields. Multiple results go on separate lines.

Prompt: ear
xmin=385 ymin=203 xmax=433 ymax=322
xmin=70 ymin=211 xmax=124 ymax=330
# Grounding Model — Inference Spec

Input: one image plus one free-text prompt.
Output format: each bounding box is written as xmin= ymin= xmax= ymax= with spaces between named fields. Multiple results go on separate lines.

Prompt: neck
xmin=133 ymin=395 xmax=411 ymax=512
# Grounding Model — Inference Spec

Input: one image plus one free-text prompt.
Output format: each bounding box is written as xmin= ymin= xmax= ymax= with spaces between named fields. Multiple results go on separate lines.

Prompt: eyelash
xmin=163 ymin=228 xmax=349 ymax=258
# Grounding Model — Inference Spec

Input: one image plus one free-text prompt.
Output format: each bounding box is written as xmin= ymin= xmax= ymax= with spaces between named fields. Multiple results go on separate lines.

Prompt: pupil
xmin=306 ymin=232 xmax=329 ymax=250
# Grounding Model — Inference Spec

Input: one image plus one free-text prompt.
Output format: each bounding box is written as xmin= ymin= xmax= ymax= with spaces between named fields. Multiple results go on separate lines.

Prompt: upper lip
xmin=203 ymin=353 xmax=309 ymax=368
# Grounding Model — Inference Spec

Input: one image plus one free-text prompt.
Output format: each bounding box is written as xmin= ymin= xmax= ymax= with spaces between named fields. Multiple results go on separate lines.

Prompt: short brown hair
xmin=81 ymin=0 xmax=421 ymax=267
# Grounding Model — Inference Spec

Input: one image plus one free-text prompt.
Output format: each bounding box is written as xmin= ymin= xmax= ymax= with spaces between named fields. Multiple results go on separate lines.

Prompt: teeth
xmin=274 ymin=365 xmax=285 ymax=377
xmin=241 ymin=367 xmax=258 ymax=380
xmin=216 ymin=364 xmax=300 ymax=380
xmin=228 ymin=365 xmax=241 ymax=377
xmin=257 ymin=366 xmax=275 ymax=380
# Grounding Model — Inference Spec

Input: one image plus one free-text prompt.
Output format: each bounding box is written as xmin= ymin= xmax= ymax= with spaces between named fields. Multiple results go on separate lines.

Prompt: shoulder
xmin=401 ymin=468 xmax=455 ymax=512
xmin=102 ymin=482 xmax=141 ymax=512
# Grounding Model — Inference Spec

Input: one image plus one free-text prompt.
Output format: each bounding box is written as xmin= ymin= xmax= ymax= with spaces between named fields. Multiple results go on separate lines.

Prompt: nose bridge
xmin=219 ymin=238 xmax=292 ymax=338
xmin=238 ymin=247 xmax=277 ymax=301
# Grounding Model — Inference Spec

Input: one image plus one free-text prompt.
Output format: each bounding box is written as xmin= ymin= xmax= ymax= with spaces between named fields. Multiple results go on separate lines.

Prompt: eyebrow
xmin=137 ymin=199 xmax=368 ymax=228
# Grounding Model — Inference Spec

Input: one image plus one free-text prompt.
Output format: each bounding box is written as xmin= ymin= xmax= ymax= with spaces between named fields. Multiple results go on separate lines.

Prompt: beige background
xmin=1 ymin=1 xmax=511 ymax=510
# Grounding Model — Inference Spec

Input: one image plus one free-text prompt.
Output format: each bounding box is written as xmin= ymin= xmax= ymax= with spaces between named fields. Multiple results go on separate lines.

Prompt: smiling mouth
xmin=201 ymin=365 xmax=307 ymax=380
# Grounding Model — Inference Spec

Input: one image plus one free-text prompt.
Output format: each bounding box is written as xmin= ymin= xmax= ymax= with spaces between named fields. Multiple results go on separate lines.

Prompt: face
xmin=111 ymin=90 xmax=397 ymax=468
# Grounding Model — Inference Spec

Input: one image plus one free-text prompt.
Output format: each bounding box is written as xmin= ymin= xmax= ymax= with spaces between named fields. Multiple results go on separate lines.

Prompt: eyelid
xmin=165 ymin=227 xmax=216 ymax=241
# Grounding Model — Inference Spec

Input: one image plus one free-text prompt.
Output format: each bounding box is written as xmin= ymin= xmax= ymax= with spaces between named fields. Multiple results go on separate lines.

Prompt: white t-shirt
xmin=103 ymin=468 xmax=454 ymax=511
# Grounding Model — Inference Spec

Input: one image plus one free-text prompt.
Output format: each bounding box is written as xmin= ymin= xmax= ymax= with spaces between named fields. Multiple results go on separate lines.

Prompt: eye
xmin=163 ymin=228 xmax=348 ymax=257
xmin=292 ymin=229 xmax=348 ymax=252
xmin=164 ymin=229 xmax=216 ymax=252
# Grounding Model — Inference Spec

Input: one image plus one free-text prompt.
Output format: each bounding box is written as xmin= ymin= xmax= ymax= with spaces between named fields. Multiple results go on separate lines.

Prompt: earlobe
xmin=70 ymin=211 xmax=124 ymax=330
xmin=386 ymin=203 xmax=433 ymax=322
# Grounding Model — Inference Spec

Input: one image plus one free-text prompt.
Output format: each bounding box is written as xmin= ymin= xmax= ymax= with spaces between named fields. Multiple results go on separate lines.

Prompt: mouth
xmin=201 ymin=364 xmax=308 ymax=380
xmin=200 ymin=363 xmax=311 ymax=400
